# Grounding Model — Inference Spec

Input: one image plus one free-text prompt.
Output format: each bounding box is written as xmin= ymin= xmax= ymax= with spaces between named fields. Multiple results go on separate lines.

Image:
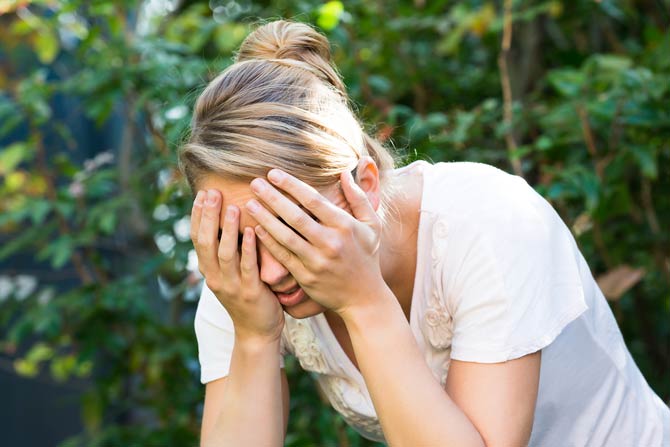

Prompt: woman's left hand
xmin=245 ymin=168 xmax=387 ymax=316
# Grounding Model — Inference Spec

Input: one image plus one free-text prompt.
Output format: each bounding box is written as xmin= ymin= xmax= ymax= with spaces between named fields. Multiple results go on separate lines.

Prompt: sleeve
xmin=194 ymin=281 xmax=286 ymax=384
xmin=442 ymin=175 xmax=589 ymax=363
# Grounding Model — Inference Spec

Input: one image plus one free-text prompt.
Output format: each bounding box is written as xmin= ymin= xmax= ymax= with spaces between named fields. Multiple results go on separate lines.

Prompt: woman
xmin=180 ymin=20 xmax=669 ymax=447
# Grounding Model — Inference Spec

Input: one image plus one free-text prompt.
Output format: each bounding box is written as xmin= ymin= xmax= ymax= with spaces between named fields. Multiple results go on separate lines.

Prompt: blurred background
xmin=0 ymin=0 xmax=668 ymax=445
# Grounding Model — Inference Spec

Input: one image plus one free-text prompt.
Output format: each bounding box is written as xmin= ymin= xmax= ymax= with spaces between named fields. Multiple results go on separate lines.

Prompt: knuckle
xmin=277 ymin=248 xmax=293 ymax=266
xmin=264 ymin=192 xmax=279 ymax=208
xmin=195 ymin=237 xmax=209 ymax=249
xmin=310 ymin=257 xmax=328 ymax=274
xmin=292 ymin=212 xmax=309 ymax=230
xmin=190 ymin=208 xmax=201 ymax=222
xmin=240 ymin=259 xmax=255 ymax=274
xmin=304 ymin=195 xmax=322 ymax=211
xmin=218 ymin=250 xmax=235 ymax=264
xmin=301 ymin=271 xmax=318 ymax=287
xmin=242 ymin=240 xmax=255 ymax=257
xmin=240 ymin=255 xmax=254 ymax=269
xmin=219 ymin=281 xmax=237 ymax=297
xmin=205 ymin=278 xmax=221 ymax=294
xmin=325 ymin=239 xmax=344 ymax=257
xmin=203 ymin=205 xmax=219 ymax=219
xmin=284 ymin=230 xmax=301 ymax=248
xmin=340 ymin=219 xmax=355 ymax=233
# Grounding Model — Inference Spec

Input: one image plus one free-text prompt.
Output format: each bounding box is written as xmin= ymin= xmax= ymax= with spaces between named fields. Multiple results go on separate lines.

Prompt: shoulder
xmin=421 ymin=161 xmax=581 ymax=297
xmin=418 ymin=162 xmax=567 ymax=260
xmin=421 ymin=161 xmax=544 ymax=219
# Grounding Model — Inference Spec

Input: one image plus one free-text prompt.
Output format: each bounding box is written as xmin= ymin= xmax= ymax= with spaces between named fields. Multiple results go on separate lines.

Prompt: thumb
xmin=340 ymin=169 xmax=378 ymax=224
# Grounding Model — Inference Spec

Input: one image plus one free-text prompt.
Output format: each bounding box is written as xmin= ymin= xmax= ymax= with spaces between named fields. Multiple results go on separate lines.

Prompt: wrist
xmin=234 ymin=332 xmax=282 ymax=354
xmin=338 ymin=281 xmax=399 ymax=330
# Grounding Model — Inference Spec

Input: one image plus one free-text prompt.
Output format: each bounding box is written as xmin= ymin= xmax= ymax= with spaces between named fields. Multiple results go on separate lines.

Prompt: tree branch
xmin=498 ymin=0 xmax=523 ymax=177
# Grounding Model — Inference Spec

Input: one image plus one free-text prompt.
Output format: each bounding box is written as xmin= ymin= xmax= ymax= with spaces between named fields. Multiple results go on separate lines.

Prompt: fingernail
xmin=206 ymin=190 xmax=218 ymax=206
xmin=268 ymin=169 xmax=284 ymax=183
xmin=194 ymin=190 xmax=204 ymax=205
xmin=246 ymin=199 xmax=260 ymax=213
xmin=250 ymin=178 xmax=267 ymax=193
xmin=225 ymin=206 xmax=236 ymax=220
xmin=255 ymin=225 xmax=267 ymax=237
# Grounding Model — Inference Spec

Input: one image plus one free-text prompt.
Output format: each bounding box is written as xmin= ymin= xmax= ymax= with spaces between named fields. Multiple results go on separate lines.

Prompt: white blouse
xmin=195 ymin=161 xmax=670 ymax=446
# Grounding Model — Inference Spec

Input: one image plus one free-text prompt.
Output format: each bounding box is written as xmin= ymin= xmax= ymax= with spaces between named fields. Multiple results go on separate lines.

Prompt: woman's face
xmin=196 ymin=174 xmax=353 ymax=320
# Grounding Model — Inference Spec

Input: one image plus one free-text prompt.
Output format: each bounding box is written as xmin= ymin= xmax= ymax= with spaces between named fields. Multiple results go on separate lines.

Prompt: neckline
xmin=315 ymin=160 xmax=431 ymax=382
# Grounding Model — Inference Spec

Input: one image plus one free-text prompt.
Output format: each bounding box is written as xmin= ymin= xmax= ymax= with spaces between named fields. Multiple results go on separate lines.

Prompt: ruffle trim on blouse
xmin=422 ymin=216 xmax=454 ymax=386
xmin=286 ymin=318 xmax=329 ymax=374
xmin=284 ymin=315 xmax=386 ymax=442
xmin=318 ymin=376 xmax=385 ymax=442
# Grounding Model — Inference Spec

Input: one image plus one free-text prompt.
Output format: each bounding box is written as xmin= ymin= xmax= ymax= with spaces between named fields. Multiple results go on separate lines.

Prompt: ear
xmin=352 ymin=156 xmax=381 ymax=211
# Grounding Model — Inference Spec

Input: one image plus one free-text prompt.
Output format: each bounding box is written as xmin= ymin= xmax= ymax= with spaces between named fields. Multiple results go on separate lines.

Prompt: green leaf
xmin=26 ymin=343 xmax=54 ymax=363
xmin=592 ymin=55 xmax=632 ymax=74
xmin=14 ymin=359 xmax=38 ymax=378
xmin=0 ymin=142 xmax=32 ymax=175
xmin=14 ymin=343 xmax=53 ymax=377
xmin=213 ymin=23 xmax=247 ymax=54
xmin=450 ymin=111 xmax=476 ymax=144
xmin=37 ymin=235 xmax=74 ymax=269
xmin=54 ymin=200 xmax=76 ymax=219
xmin=33 ymin=30 xmax=59 ymax=64
xmin=75 ymin=360 xmax=93 ymax=378
xmin=597 ymin=0 xmax=625 ymax=20
xmin=0 ymin=114 xmax=22 ymax=139
xmin=580 ymin=172 xmax=601 ymax=211
xmin=547 ymin=69 xmax=584 ymax=97
xmin=317 ymin=1 xmax=344 ymax=31
xmin=0 ymin=224 xmax=48 ymax=260
xmin=98 ymin=211 xmax=117 ymax=234
xmin=535 ymin=136 xmax=553 ymax=151
xmin=30 ymin=199 xmax=52 ymax=225
xmin=367 ymin=75 xmax=392 ymax=95
xmin=52 ymin=239 xmax=74 ymax=269
xmin=629 ymin=145 xmax=658 ymax=179
xmin=82 ymin=391 xmax=103 ymax=432
xmin=50 ymin=354 xmax=77 ymax=382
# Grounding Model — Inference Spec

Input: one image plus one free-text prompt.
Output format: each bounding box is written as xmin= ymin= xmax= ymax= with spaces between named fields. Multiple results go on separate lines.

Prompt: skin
xmin=192 ymin=157 xmax=541 ymax=446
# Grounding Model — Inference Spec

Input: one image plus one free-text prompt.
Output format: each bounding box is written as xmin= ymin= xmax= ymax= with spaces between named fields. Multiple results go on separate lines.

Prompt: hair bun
xmin=236 ymin=20 xmax=346 ymax=95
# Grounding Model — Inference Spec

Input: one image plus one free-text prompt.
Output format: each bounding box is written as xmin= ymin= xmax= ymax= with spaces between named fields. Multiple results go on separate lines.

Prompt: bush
xmin=0 ymin=1 xmax=667 ymax=445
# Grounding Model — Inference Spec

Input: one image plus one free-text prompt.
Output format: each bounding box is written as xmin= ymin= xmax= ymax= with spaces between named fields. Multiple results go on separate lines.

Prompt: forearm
xmin=203 ymin=337 xmax=284 ymax=447
xmin=342 ymin=286 xmax=485 ymax=447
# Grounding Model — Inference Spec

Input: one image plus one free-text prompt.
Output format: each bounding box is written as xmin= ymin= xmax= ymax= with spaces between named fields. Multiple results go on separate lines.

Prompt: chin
xmin=282 ymin=296 xmax=327 ymax=319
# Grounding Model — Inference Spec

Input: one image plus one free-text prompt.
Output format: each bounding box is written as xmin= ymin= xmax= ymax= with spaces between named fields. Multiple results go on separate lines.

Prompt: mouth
xmin=274 ymin=285 xmax=306 ymax=307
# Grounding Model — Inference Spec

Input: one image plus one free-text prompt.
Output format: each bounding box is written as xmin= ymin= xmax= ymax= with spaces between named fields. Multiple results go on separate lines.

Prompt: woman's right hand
xmin=190 ymin=189 xmax=285 ymax=345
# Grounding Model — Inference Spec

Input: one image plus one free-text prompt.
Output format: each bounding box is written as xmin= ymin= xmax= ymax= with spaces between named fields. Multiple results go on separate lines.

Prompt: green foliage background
xmin=0 ymin=0 xmax=668 ymax=445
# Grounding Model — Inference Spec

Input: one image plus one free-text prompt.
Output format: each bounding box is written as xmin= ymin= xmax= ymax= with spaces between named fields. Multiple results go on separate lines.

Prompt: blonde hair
xmin=178 ymin=19 xmax=397 ymax=216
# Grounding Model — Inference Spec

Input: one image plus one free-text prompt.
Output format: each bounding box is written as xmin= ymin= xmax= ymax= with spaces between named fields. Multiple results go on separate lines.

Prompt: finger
xmin=265 ymin=169 xmax=348 ymax=226
xmin=189 ymin=190 xmax=205 ymax=243
xmin=254 ymin=224 xmax=305 ymax=277
xmin=245 ymin=198 xmax=316 ymax=260
xmin=250 ymin=177 xmax=324 ymax=243
xmin=217 ymin=205 xmax=241 ymax=274
xmin=239 ymin=227 xmax=261 ymax=285
xmin=340 ymin=169 xmax=377 ymax=224
xmin=196 ymin=189 xmax=223 ymax=278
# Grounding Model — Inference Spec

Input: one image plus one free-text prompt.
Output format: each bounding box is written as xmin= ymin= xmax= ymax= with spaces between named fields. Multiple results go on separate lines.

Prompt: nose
xmin=258 ymin=242 xmax=290 ymax=287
